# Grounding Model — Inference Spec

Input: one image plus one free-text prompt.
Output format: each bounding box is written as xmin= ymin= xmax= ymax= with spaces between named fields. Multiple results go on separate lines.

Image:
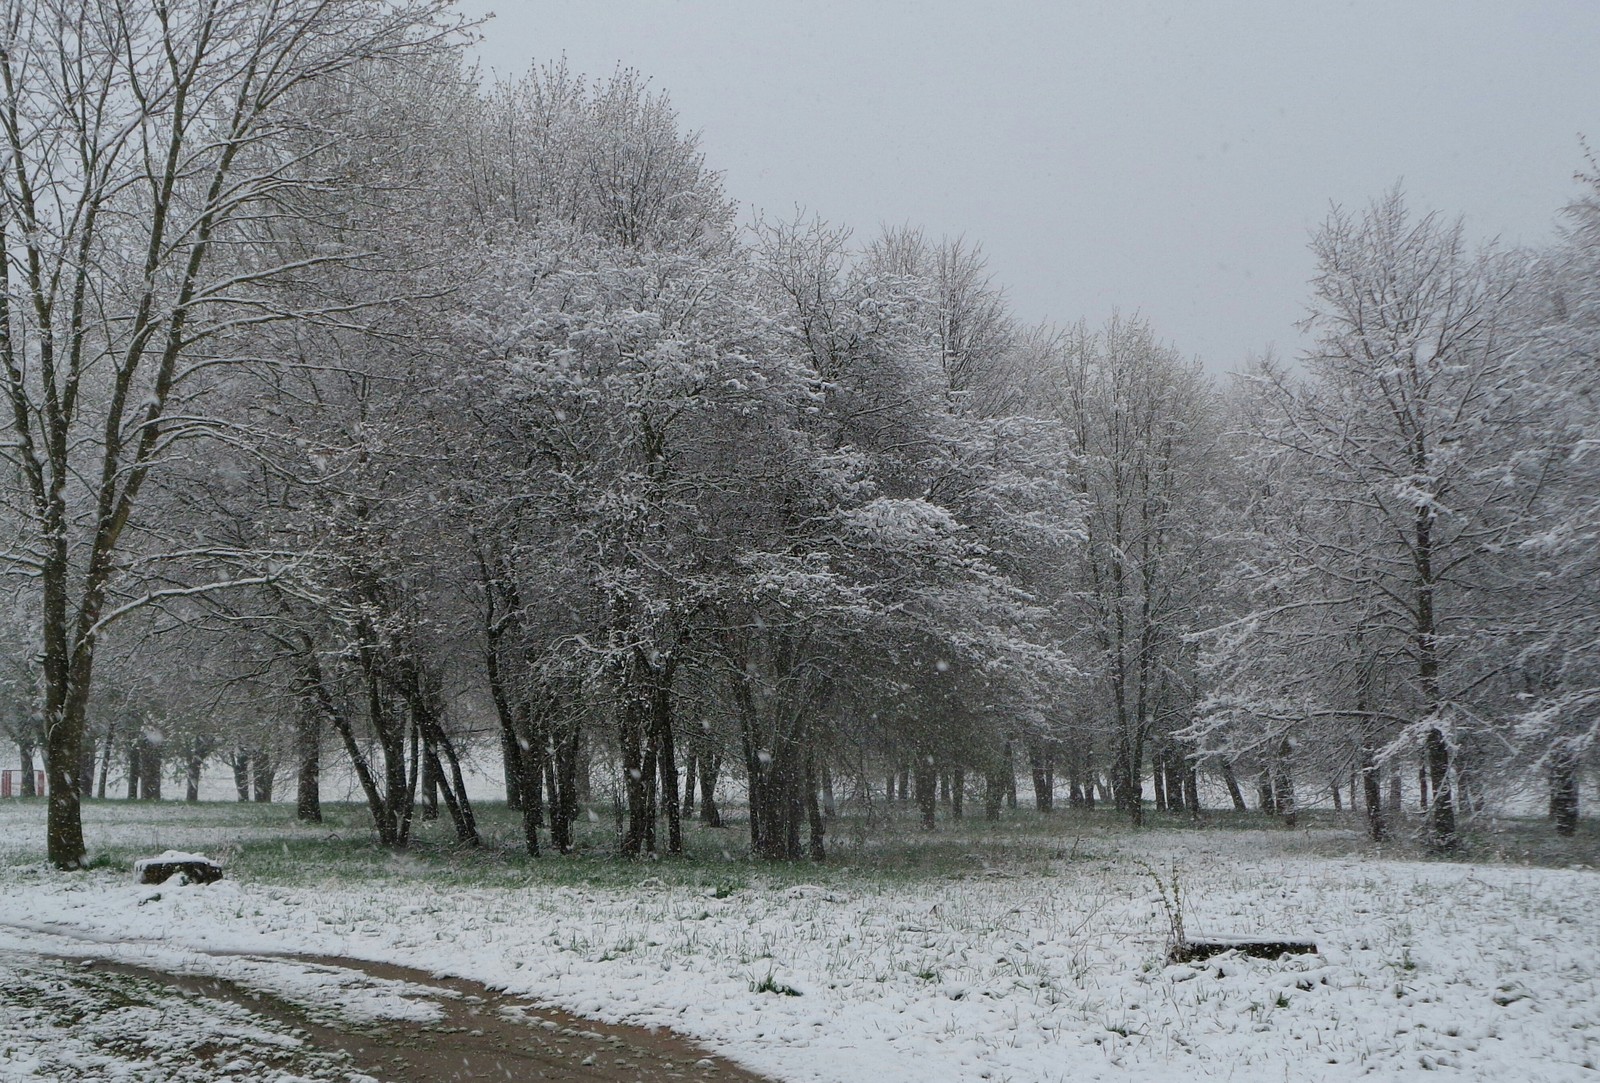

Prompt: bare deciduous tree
xmin=0 ymin=0 xmax=457 ymax=868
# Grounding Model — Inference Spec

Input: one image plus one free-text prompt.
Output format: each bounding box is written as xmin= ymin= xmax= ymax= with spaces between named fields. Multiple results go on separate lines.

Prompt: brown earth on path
xmin=72 ymin=951 xmax=777 ymax=1083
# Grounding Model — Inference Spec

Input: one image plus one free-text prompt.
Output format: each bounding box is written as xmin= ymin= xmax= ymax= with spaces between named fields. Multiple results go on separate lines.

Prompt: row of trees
xmin=1197 ymin=185 xmax=1600 ymax=850
xmin=2 ymin=2 xmax=1593 ymax=868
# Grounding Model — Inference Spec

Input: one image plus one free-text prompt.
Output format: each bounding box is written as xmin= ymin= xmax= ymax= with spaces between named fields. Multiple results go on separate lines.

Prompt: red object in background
xmin=0 ymin=770 xmax=46 ymax=797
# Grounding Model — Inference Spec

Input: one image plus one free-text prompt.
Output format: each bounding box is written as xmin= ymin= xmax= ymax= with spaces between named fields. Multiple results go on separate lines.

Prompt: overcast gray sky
xmin=455 ymin=0 xmax=1600 ymax=372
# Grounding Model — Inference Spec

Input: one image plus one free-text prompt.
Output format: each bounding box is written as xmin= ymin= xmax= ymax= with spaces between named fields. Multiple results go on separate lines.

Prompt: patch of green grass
xmin=750 ymin=969 xmax=803 ymax=996
xmin=6 ymin=790 xmax=1598 ymax=890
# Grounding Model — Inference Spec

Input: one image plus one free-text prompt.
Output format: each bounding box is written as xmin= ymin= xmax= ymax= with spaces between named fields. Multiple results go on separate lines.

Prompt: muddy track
xmin=4 ymin=928 xmax=773 ymax=1083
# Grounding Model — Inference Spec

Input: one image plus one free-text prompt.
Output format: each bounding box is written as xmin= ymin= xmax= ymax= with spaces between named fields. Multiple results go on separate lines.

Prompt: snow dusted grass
xmin=0 ymin=952 xmax=358 ymax=1082
xmin=1 ymin=798 xmax=1598 ymax=1081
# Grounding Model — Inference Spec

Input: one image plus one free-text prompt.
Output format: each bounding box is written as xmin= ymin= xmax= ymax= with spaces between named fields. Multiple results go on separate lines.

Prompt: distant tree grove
xmin=1 ymin=2 xmax=1595 ymax=868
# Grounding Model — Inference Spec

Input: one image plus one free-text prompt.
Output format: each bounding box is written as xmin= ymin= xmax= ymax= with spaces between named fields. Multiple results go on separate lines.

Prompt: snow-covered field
xmin=1 ymin=799 xmax=1596 ymax=1082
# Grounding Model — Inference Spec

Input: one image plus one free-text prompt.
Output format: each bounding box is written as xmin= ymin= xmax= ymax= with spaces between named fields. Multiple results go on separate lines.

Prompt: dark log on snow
xmin=1168 ymin=936 xmax=1318 ymax=964
xmin=134 ymin=851 xmax=223 ymax=886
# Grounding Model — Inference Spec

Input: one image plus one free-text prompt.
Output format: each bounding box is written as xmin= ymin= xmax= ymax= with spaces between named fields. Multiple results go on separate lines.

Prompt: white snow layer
xmin=1 ymin=831 xmax=1596 ymax=1081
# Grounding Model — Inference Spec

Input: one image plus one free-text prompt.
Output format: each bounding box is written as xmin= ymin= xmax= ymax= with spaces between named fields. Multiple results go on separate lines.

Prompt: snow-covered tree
xmin=1203 ymin=189 xmax=1534 ymax=851
xmin=0 ymin=0 xmax=461 ymax=868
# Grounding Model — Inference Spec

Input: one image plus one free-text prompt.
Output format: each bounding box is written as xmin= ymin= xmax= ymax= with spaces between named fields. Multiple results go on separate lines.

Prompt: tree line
xmin=1 ymin=2 xmax=1594 ymax=869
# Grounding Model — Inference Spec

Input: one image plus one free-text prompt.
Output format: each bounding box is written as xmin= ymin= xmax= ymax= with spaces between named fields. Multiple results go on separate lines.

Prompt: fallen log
xmin=1168 ymin=936 xmax=1318 ymax=964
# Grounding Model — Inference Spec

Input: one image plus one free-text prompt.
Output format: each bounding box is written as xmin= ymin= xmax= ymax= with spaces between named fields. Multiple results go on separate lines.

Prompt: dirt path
xmin=2 ymin=928 xmax=774 ymax=1082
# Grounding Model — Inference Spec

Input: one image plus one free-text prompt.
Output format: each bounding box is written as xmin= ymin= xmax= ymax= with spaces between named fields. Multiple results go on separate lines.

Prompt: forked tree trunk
xmin=652 ymin=678 xmax=682 ymax=856
xmin=549 ymin=719 xmax=582 ymax=852
xmin=1181 ymin=762 xmax=1200 ymax=816
xmin=1164 ymin=754 xmax=1184 ymax=815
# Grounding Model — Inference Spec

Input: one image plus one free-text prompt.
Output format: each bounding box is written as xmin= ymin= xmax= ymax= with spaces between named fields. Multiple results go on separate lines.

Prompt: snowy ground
xmin=1 ymin=799 xmax=1596 ymax=1082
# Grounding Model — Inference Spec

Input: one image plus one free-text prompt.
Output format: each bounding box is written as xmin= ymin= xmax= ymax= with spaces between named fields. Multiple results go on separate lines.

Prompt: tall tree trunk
xmin=619 ymin=671 xmax=649 ymax=859
xmin=1362 ymin=749 xmax=1385 ymax=842
xmin=501 ymin=726 xmax=524 ymax=812
xmin=1067 ymin=746 xmax=1086 ymax=809
xmin=1424 ymin=735 xmax=1455 ymax=850
xmin=652 ymin=675 xmax=682 ymax=856
xmin=1272 ymin=737 xmax=1296 ymax=828
xmin=697 ymin=752 xmax=722 ymax=827
xmin=296 ymin=712 xmax=322 ymax=823
xmin=1550 ymin=747 xmax=1580 ymax=837
xmin=984 ymin=760 xmax=1006 ymax=821
xmin=681 ymin=750 xmax=697 ymax=818
xmin=421 ymin=707 xmax=480 ymax=848
xmin=185 ymin=740 xmax=204 ymax=803
xmin=950 ymin=767 xmax=964 ymax=820
xmin=232 ymin=751 xmax=251 ymax=803
xmin=1163 ymin=753 xmax=1184 ymax=816
xmin=1029 ymin=740 xmax=1054 ymax=812
xmin=914 ymin=756 xmax=937 ymax=830
xmin=1415 ymin=492 xmax=1457 ymax=853
xmin=805 ymin=749 xmax=825 ymax=861
xmin=251 ymin=753 xmax=272 ymax=803
xmin=138 ymin=738 xmax=162 ymax=801
xmin=19 ymin=741 xmax=36 ymax=798
xmin=1220 ymin=761 xmax=1247 ymax=811
xmin=550 ymin=720 xmax=581 ymax=852
xmin=418 ymin=741 xmax=439 ymax=821
xmin=95 ymin=718 xmax=115 ymax=800
xmin=127 ymin=741 xmax=142 ymax=800
xmin=1257 ymin=770 xmax=1275 ymax=814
